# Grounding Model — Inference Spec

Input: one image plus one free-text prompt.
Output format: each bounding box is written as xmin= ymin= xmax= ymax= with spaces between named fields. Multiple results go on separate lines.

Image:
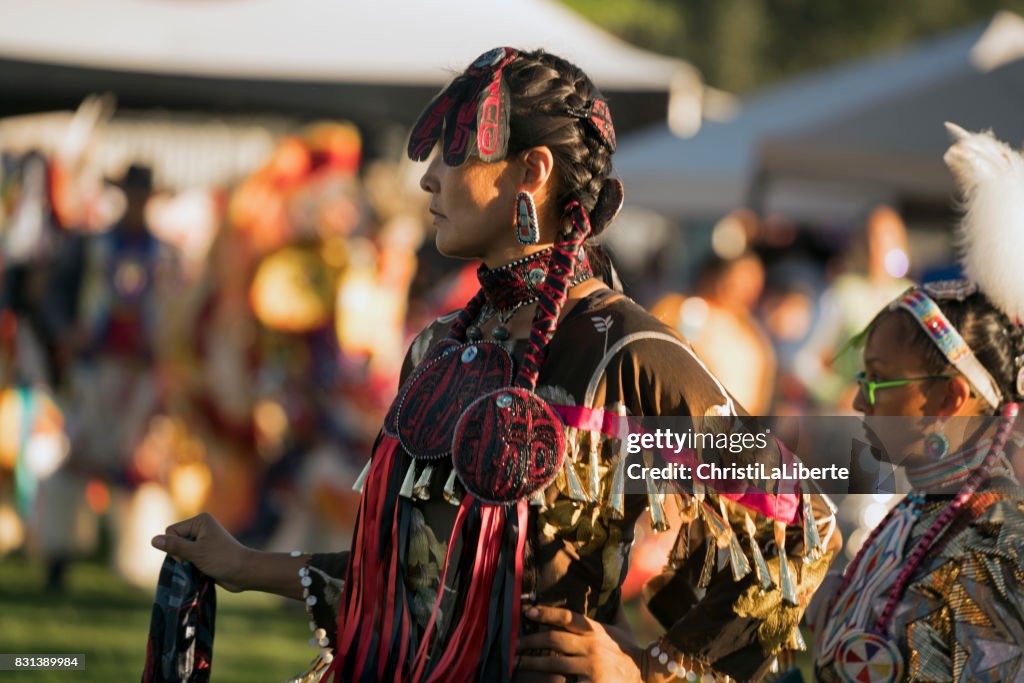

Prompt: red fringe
xmin=425 ymin=504 xmax=505 ymax=683
xmin=330 ymin=437 xmax=401 ymax=682
xmin=410 ymin=496 xmax=475 ymax=681
xmin=509 ymin=499 xmax=528 ymax=678
xmin=330 ymin=438 xmax=527 ymax=683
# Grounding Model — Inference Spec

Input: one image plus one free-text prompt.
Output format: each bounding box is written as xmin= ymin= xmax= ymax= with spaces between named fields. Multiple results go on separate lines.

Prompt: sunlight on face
xmin=419 ymin=153 xmax=516 ymax=260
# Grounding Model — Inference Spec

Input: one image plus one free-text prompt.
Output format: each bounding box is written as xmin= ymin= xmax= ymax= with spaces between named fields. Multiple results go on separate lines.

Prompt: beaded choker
xmin=476 ymin=246 xmax=593 ymax=312
xmin=904 ymin=442 xmax=987 ymax=492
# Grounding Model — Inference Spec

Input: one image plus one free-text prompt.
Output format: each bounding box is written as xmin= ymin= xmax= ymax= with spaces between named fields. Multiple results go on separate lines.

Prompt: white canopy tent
xmin=0 ymin=0 xmax=702 ymax=134
xmin=755 ymin=12 xmax=1024 ymax=209
xmin=614 ymin=15 xmax=1018 ymax=224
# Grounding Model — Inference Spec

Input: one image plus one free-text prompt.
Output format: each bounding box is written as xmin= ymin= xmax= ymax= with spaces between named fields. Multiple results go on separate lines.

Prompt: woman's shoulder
xmin=550 ymin=289 xmax=740 ymax=416
xmin=409 ymin=311 xmax=461 ymax=362
xmin=562 ymin=289 xmax=689 ymax=350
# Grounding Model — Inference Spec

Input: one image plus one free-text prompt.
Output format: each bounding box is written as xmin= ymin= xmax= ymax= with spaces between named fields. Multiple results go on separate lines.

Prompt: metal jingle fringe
xmin=352 ymin=458 xmax=372 ymax=494
xmin=720 ymin=498 xmax=751 ymax=581
xmin=563 ymin=457 xmax=590 ymax=504
xmin=698 ymin=538 xmax=718 ymax=589
xmin=608 ymin=455 xmax=626 ymax=520
xmin=775 ymin=520 xmax=799 ymax=606
xmin=443 ymin=468 xmax=462 ymax=506
xmin=609 ymin=403 xmax=630 ymax=520
xmin=700 ymin=500 xmax=731 ymax=544
xmin=588 ymin=431 xmax=602 ymax=502
xmin=399 ymin=462 xmax=418 ymax=499
xmin=802 ymin=493 xmax=824 ymax=561
xmin=644 ymin=451 xmax=670 ymax=532
xmin=669 ymin=524 xmax=690 ymax=568
xmin=788 ymin=625 xmax=807 ymax=651
xmin=745 ymin=512 xmax=774 ymax=592
xmin=414 ymin=464 xmax=435 ymax=500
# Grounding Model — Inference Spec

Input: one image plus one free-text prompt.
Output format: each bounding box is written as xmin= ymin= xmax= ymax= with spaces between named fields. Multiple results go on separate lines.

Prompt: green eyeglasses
xmin=854 ymin=371 xmax=954 ymax=406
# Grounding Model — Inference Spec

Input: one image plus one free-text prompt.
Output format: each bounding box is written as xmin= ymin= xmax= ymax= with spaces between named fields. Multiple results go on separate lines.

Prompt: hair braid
xmin=502 ymin=50 xmax=621 ymax=286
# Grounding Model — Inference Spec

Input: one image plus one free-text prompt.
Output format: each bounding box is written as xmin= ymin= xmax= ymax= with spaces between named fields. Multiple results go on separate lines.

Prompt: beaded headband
xmin=890 ymin=283 xmax=1003 ymax=409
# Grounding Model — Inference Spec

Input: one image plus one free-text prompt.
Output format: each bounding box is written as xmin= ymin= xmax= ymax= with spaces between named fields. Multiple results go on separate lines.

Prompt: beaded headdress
xmin=889 ymin=284 xmax=1003 ymax=409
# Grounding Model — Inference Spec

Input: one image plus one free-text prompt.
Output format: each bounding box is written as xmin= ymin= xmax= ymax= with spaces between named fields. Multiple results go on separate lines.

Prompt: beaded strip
xmin=893 ymin=288 xmax=1003 ymax=409
xmin=643 ymin=637 xmax=732 ymax=682
xmin=292 ymin=551 xmax=336 ymax=667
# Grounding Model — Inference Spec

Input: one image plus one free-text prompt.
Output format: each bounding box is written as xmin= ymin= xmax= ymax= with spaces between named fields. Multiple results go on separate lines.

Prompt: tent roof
xmin=756 ymin=12 xmax=1024 ymax=203
xmin=0 ymin=0 xmax=694 ymax=92
xmin=614 ymin=18 xmax=1000 ymax=221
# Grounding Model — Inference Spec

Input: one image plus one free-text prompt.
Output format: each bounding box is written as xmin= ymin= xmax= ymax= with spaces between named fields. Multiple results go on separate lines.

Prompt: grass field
xmin=0 ymin=557 xmax=316 ymax=682
xmin=0 ymin=556 xmax=816 ymax=681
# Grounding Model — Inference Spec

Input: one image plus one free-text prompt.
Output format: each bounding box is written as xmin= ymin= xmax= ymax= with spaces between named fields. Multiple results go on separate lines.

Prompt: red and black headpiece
xmin=408 ymin=47 xmax=519 ymax=165
xmin=564 ymin=98 xmax=616 ymax=153
xmin=408 ymin=47 xmax=617 ymax=165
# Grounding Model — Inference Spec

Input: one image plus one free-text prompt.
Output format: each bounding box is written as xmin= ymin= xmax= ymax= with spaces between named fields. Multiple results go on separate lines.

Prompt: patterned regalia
xmin=816 ymin=124 xmax=1024 ymax=683
xmin=291 ymin=48 xmax=838 ymax=683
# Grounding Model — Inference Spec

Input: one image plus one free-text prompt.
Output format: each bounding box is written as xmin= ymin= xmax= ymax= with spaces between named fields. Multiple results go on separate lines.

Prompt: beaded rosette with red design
xmin=452 ymin=387 xmax=566 ymax=504
xmin=395 ymin=342 xmax=514 ymax=460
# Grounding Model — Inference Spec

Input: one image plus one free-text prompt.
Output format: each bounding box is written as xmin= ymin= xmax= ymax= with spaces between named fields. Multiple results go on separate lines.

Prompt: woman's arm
xmin=152 ymin=512 xmax=312 ymax=599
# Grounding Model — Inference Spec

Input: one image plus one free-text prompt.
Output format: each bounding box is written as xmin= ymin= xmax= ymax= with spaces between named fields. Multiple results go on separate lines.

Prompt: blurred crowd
xmin=0 ymin=103 xmax=945 ymax=591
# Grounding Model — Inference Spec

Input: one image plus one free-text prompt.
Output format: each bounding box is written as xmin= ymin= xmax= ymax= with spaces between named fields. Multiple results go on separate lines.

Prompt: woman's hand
xmin=517 ymin=606 xmax=642 ymax=683
xmin=151 ymin=512 xmax=254 ymax=593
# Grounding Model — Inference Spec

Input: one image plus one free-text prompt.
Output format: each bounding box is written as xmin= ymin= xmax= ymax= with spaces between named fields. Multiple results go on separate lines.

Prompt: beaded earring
xmin=514 ymin=191 xmax=539 ymax=245
xmin=924 ymin=427 xmax=949 ymax=459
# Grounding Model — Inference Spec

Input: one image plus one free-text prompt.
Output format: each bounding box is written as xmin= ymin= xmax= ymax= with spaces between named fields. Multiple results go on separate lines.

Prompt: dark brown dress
xmin=303 ymin=289 xmax=839 ymax=682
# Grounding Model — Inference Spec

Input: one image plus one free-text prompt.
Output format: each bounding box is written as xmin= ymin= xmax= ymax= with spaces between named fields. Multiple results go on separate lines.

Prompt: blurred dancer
xmin=0 ymin=151 xmax=84 ymax=589
xmin=795 ymin=205 xmax=913 ymax=411
xmin=652 ymin=251 xmax=776 ymax=415
xmin=74 ymin=165 xmax=165 ymax=584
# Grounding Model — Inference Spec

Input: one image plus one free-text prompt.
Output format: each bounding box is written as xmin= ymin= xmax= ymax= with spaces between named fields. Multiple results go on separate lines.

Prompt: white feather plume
xmin=943 ymin=122 xmax=1024 ymax=322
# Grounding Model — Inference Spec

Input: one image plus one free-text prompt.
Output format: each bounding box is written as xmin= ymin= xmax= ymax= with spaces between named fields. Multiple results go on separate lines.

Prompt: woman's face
xmin=419 ymin=153 xmax=520 ymax=261
xmin=854 ymin=311 xmax=988 ymax=464
xmin=853 ymin=313 xmax=943 ymax=418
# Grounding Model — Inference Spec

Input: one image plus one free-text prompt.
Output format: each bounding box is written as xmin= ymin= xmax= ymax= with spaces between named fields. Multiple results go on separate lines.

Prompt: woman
xmin=815 ymin=124 xmax=1024 ymax=682
xmin=152 ymin=48 xmax=836 ymax=683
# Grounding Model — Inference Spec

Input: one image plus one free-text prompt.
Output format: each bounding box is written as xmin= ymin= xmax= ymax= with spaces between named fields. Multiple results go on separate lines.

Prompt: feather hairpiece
xmin=943 ymin=122 xmax=1024 ymax=324
xmin=407 ymin=47 xmax=518 ymax=166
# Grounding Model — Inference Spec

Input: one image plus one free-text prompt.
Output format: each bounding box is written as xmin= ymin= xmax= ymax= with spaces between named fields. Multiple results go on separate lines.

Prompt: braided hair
xmin=501 ymin=50 xmax=623 ymax=288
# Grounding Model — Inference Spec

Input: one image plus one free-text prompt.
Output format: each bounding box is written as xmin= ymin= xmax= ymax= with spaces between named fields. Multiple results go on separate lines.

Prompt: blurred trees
xmin=561 ymin=0 xmax=1024 ymax=92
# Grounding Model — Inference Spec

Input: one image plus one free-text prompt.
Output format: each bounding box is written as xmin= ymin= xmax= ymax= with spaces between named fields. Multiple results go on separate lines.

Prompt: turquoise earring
xmin=514 ymin=191 xmax=539 ymax=245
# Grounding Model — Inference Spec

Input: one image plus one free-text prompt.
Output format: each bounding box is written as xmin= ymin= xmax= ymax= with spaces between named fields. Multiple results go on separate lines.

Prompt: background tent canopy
xmin=0 ymin=0 xmax=702 ymax=134
xmin=755 ymin=11 xmax=1024 ymax=206
xmin=614 ymin=13 xmax=1024 ymax=222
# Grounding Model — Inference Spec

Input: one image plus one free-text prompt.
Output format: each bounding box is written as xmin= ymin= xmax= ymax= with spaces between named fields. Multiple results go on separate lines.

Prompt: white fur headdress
xmin=943 ymin=122 xmax=1024 ymax=324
